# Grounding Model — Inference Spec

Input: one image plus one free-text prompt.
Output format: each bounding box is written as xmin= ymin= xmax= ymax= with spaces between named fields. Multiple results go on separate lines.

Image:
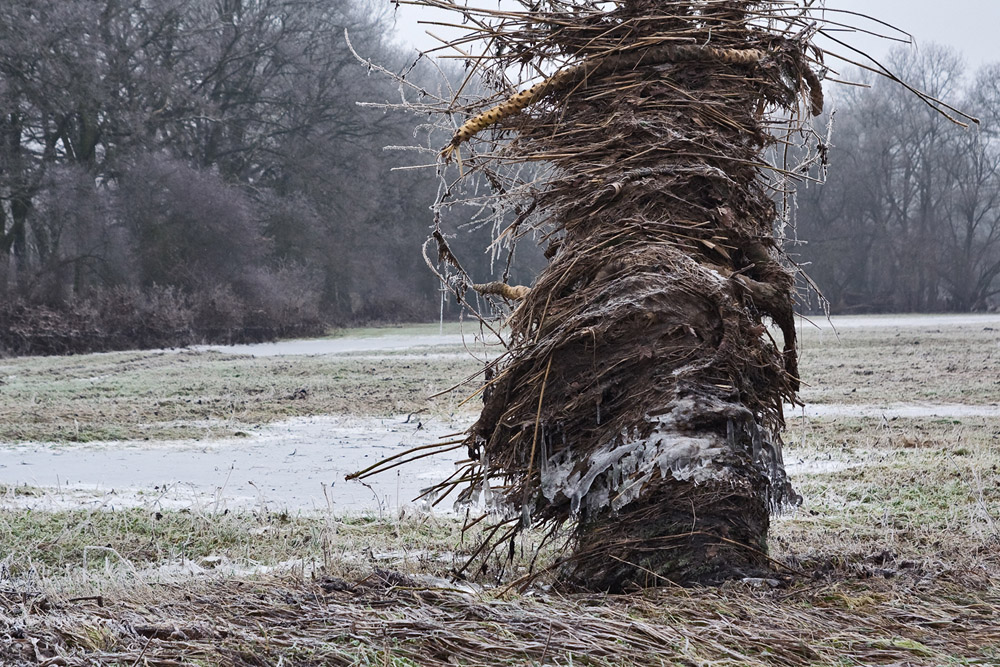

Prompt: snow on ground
xmin=196 ymin=332 xmax=502 ymax=357
xmin=787 ymin=403 xmax=1000 ymax=419
xmin=197 ymin=334 xmax=471 ymax=357
xmin=3 ymin=402 xmax=993 ymax=514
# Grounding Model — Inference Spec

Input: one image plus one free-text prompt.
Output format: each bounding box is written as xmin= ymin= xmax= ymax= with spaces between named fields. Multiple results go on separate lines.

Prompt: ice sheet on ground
xmin=3 ymin=400 xmax=995 ymax=514
xmin=189 ymin=314 xmax=1000 ymax=358
xmin=787 ymin=403 xmax=1000 ymax=419
xmin=328 ymin=352 xmax=501 ymax=362
xmin=0 ymin=416 xmax=469 ymax=514
xmin=803 ymin=313 xmax=1000 ymax=330
xmin=196 ymin=332 xmax=501 ymax=357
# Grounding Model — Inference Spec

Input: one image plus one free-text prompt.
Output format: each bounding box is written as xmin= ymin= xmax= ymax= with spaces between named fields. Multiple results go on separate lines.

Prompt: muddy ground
xmin=0 ymin=315 xmax=998 ymax=665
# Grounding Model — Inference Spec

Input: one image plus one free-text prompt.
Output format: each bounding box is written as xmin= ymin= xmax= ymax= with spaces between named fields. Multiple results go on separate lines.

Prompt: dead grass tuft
xmin=2 ymin=563 xmax=997 ymax=666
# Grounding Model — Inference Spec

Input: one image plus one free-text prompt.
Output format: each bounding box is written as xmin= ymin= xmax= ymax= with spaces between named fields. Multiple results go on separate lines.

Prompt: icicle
xmin=438 ymin=288 xmax=445 ymax=335
xmin=482 ymin=476 xmax=492 ymax=506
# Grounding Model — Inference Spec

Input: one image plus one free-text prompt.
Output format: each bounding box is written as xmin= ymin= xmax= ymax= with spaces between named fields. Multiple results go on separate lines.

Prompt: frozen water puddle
xmin=803 ymin=312 xmax=1000 ymax=330
xmin=0 ymin=416 xmax=471 ymax=514
xmin=192 ymin=313 xmax=1000 ymax=359
xmin=2 ymin=401 xmax=995 ymax=514
xmin=196 ymin=332 xmax=502 ymax=357
xmin=788 ymin=403 xmax=1000 ymax=419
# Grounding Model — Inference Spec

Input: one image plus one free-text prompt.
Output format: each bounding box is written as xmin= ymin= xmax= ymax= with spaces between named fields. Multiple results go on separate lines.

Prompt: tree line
xmin=2 ymin=5 xmax=996 ymax=357
xmin=0 ymin=0 xmax=509 ymax=355
xmin=795 ymin=46 xmax=1000 ymax=313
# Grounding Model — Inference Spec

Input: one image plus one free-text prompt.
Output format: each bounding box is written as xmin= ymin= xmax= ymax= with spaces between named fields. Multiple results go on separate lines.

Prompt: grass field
xmin=1 ymin=315 xmax=998 ymax=665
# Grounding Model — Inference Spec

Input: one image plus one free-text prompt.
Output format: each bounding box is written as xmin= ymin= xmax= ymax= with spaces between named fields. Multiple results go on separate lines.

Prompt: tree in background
xmin=796 ymin=46 xmax=1000 ymax=313
xmin=0 ymin=0 xmax=490 ymax=354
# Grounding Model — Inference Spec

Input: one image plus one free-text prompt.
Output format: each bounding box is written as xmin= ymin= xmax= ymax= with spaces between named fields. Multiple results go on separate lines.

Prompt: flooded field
xmin=1 ymin=313 xmax=998 ymax=666
xmin=2 ymin=313 xmax=997 ymax=513
xmin=0 ymin=415 xmax=463 ymax=514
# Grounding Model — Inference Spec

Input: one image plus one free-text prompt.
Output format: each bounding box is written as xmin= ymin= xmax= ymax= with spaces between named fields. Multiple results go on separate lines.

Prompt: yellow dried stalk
xmin=802 ymin=66 xmax=825 ymax=117
xmin=441 ymin=46 xmax=769 ymax=160
xmin=442 ymin=67 xmax=577 ymax=160
xmin=473 ymin=281 xmax=532 ymax=300
xmin=696 ymin=46 xmax=766 ymax=65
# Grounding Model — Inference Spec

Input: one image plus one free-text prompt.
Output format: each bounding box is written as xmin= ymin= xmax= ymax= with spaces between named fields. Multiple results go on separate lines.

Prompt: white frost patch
xmin=330 ymin=352 xmax=501 ymax=362
xmin=127 ymin=556 xmax=315 ymax=582
xmin=0 ymin=483 xmax=241 ymax=512
xmin=0 ymin=415 xmax=472 ymax=514
xmin=784 ymin=455 xmax=857 ymax=476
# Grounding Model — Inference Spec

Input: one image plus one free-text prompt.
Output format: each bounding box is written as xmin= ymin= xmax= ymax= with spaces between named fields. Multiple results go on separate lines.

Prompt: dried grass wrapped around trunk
xmin=363 ymin=0 xmax=973 ymax=591
xmin=444 ymin=0 xmax=816 ymax=590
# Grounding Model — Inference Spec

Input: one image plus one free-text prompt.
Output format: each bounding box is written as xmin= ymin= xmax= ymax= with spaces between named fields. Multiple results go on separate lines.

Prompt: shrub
xmin=0 ymin=286 xmax=193 ymax=356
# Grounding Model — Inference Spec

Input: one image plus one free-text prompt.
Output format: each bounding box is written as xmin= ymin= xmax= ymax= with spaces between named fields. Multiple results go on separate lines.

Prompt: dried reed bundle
xmin=358 ymin=0 xmax=976 ymax=591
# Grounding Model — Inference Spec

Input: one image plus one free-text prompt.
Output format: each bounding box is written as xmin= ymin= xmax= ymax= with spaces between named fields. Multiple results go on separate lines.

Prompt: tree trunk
xmin=467 ymin=236 xmax=798 ymax=589
xmin=564 ymin=476 xmax=771 ymax=590
xmin=424 ymin=0 xmax=823 ymax=589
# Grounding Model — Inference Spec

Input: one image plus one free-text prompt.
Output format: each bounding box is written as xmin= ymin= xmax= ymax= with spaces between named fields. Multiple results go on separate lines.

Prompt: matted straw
xmin=353 ymin=0 xmax=976 ymax=590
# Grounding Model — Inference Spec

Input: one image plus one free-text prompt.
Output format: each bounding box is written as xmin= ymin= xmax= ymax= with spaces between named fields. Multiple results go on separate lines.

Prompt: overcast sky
xmin=819 ymin=0 xmax=1000 ymax=69
xmin=388 ymin=1 xmax=1000 ymax=71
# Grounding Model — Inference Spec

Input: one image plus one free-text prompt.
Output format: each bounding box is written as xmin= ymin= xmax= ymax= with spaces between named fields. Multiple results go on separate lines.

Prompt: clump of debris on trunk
xmin=352 ymin=0 xmax=976 ymax=591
